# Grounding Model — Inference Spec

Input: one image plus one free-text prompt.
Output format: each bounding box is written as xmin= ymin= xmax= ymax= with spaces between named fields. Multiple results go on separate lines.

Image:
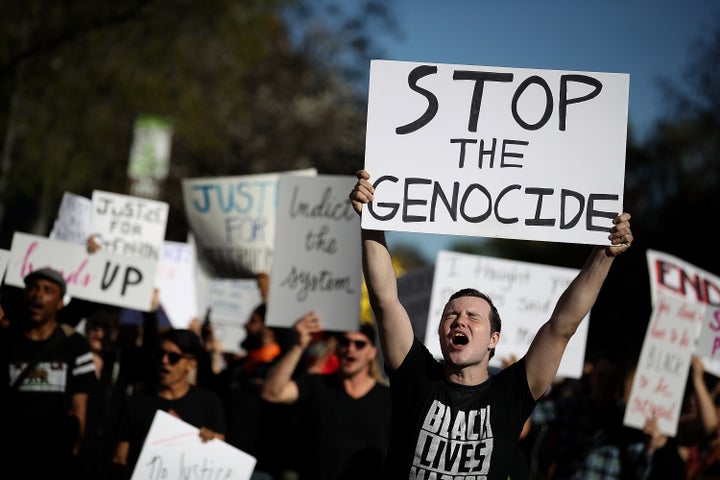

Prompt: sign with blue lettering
xmin=182 ymin=169 xmax=317 ymax=278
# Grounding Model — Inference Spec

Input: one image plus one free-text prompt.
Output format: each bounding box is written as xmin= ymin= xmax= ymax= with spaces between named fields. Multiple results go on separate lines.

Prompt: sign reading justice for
xmin=363 ymin=60 xmax=629 ymax=246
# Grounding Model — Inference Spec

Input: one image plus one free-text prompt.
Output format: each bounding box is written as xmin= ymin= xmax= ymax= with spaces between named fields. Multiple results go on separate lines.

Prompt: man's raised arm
xmin=524 ymin=212 xmax=633 ymax=400
xmin=350 ymin=170 xmax=414 ymax=371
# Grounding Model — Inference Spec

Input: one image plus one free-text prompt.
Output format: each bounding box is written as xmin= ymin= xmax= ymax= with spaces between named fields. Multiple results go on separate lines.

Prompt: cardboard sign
xmin=646 ymin=249 xmax=720 ymax=377
xmin=155 ymin=241 xmax=199 ymax=328
xmin=6 ymin=232 xmax=156 ymax=311
xmin=623 ymin=293 xmax=699 ymax=436
xmin=130 ymin=410 xmax=256 ymax=480
xmin=182 ymin=169 xmax=317 ymax=278
xmin=696 ymin=306 xmax=720 ymax=360
xmin=91 ymin=190 xmax=169 ymax=261
xmin=266 ymin=175 xmax=362 ymax=332
xmin=363 ymin=60 xmax=629 ymax=246
xmin=426 ymin=250 xmax=587 ymax=379
xmin=204 ymin=278 xmax=263 ymax=354
xmin=0 ymin=248 xmax=9 ymax=284
xmin=49 ymin=191 xmax=93 ymax=245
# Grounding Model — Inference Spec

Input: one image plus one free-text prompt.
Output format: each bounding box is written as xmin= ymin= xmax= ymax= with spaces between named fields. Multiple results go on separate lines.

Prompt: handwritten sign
xmin=646 ymin=249 xmax=720 ymax=376
xmin=646 ymin=249 xmax=720 ymax=307
xmin=695 ymin=306 xmax=720 ymax=360
xmin=623 ymin=293 xmax=700 ymax=436
xmin=363 ymin=59 xmax=629 ymax=246
xmin=182 ymin=169 xmax=317 ymax=278
xmin=265 ymin=175 xmax=362 ymax=332
xmin=0 ymin=248 xmax=9 ymax=284
xmin=49 ymin=191 xmax=93 ymax=245
xmin=130 ymin=410 xmax=256 ymax=480
xmin=155 ymin=241 xmax=199 ymax=328
xmin=5 ymin=232 xmax=156 ymax=311
xmin=426 ymin=250 xmax=587 ymax=378
xmin=91 ymin=190 xmax=169 ymax=261
xmin=204 ymin=278 xmax=263 ymax=354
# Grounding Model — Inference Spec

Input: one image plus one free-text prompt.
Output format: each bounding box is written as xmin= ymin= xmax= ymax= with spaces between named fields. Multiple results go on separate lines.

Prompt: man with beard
xmin=262 ymin=312 xmax=392 ymax=480
xmin=0 ymin=268 xmax=97 ymax=480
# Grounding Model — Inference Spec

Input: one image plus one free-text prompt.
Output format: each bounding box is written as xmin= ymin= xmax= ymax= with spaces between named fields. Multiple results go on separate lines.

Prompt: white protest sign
xmin=646 ymin=249 xmax=720 ymax=376
xmin=646 ymin=249 xmax=720 ymax=307
xmin=426 ymin=250 xmax=587 ymax=379
xmin=363 ymin=59 xmax=629 ymax=246
xmin=6 ymin=232 xmax=156 ymax=311
xmin=694 ymin=306 xmax=720 ymax=360
xmin=623 ymin=293 xmax=700 ymax=436
xmin=0 ymin=249 xmax=9 ymax=284
xmin=266 ymin=175 xmax=362 ymax=332
xmin=155 ymin=241 xmax=199 ymax=328
xmin=91 ymin=190 xmax=169 ymax=261
xmin=182 ymin=169 xmax=317 ymax=279
xmin=204 ymin=278 xmax=263 ymax=355
xmin=49 ymin=191 xmax=93 ymax=245
xmin=130 ymin=410 xmax=256 ymax=480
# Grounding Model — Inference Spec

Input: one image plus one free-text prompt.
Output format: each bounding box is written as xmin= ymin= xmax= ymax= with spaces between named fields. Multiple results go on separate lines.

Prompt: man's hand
xmin=294 ymin=311 xmax=322 ymax=349
xmin=606 ymin=212 xmax=633 ymax=257
xmin=349 ymin=170 xmax=374 ymax=216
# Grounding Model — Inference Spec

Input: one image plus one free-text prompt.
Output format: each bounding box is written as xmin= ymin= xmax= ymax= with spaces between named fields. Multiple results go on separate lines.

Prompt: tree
xmin=0 ymin=0 xmax=398 ymax=246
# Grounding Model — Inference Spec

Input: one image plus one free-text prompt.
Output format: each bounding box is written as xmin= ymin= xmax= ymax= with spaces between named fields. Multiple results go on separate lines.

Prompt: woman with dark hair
xmin=110 ymin=328 xmax=226 ymax=479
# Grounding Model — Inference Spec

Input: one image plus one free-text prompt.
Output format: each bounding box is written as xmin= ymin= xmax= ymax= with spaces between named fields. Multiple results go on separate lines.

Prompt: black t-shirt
xmin=115 ymin=385 xmax=226 ymax=474
xmin=294 ymin=372 xmax=392 ymax=480
xmin=383 ymin=337 xmax=536 ymax=480
xmin=0 ymin=323 xmax=96 ymax=478
xmin=0 ymin=323 xmax=96 ymax=444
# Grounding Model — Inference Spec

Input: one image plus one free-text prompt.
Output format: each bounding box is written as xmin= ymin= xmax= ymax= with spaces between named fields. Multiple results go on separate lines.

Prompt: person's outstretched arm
xmin=689 ymin=354 xmax=719 ymax=436
xmin=524 ymin=212 xmax=633 ymax=399
xmin=261 ymin=311 xmax=321 ymax=404
xmin=350 ymin=170 xmax=415 ymax=372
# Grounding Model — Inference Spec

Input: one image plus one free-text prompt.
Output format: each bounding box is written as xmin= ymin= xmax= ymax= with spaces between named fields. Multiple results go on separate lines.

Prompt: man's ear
xmin=187 ymin=357 xmax=199 ymax=372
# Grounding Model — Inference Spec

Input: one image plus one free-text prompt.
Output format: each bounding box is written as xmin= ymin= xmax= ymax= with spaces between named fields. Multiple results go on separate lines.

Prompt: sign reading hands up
xmin=363 ymin=60 xmax=629 ymax=245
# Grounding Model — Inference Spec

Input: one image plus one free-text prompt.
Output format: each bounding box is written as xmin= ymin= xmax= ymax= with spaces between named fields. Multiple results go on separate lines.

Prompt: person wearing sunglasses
xmin=348 ymin=169 xmax=634 ymax=480
xmin=110 ymin=328 xmax=226 ymax=479
xmin=261 ymin=311 xmax=392 ymax=480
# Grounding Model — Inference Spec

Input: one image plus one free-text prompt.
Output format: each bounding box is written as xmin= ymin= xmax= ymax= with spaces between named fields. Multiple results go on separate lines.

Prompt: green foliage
xmin=0 ymin=0 xmax=394 ymax=244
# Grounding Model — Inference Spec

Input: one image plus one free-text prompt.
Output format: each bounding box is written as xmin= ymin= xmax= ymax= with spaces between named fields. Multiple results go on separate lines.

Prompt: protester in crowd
xmin=0 ymin=267 xmax=97 ymax=480
xmin=306 ymin=331 xmax=340 ymax=374
xmin=240 ymin=303 xmax=283 ymax=381
xmin=77 ymin=303 xmax=123 ymax=478
xmin=348 ymin=169 xmax=633 ymax=479
xmin=220 ymin=301 xmax=300 ymax=479
xmin=77 ymin=286 xmax=167 ymax=479
xmin=111 ymin=328 xmax=226 ymax=479
xmin=530 ymin=350 xmax=674 ymax=479
xmin=677 ymin=354 xmax=720 ymax=479
xmin=262 ymin=311 xmax=392 ymax=480
xmin=0 ymin=291 xmax=8 ymax=329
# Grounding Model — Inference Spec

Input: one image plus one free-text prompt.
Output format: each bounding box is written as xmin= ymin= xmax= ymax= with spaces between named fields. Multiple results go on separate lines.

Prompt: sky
xmin=378 ymin=0 xmax=720 ymax=263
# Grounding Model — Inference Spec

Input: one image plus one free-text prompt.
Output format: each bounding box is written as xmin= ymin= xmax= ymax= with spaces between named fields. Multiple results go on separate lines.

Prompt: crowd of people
xmin=1 ymin=170 xmax=720 ymax=479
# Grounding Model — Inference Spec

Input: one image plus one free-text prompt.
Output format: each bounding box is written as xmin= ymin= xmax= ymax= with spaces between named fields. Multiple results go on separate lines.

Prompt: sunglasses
xmin=339 ymin=338 xmax=368 ymax=350
xmin=155 ymin=349 xmax=191 ymax=366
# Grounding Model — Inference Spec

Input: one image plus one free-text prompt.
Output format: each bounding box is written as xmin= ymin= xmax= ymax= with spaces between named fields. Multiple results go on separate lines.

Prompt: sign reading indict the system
xmin=363 ymin=60 xmax=629 ymax=246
